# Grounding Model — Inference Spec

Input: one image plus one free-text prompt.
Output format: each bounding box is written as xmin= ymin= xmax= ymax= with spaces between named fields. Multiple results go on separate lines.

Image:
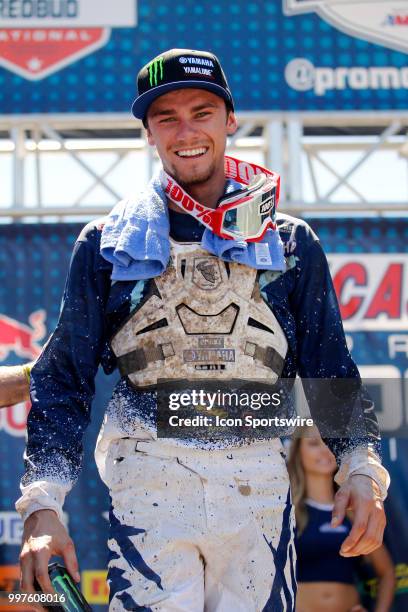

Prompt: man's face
xmin=146 ymin=88 xmax=237 ymax=188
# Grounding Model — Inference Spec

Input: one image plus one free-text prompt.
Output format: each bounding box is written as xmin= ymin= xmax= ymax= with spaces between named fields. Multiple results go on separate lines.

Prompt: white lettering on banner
xmin=0 ymin=0 xmax=136 ymax=27
xmin=285 ymin=58 xmax=408 ymax=95
xmin=0 ymin=0 xmax=78 ymax=19
xmin=0 ymin=0 xmax=137 ymax=80
xmin=284 ymin=1 xmax=408 ymax=55
xmin=0 ymin=27 xmax=92 ymax=41
xmin=328 ymin=254 xmax=408 ymax=331
xmin=389 ymin=335 xmax=408 ymax=359
xmin=0 ymin=512 xmax=69 ymax=544
xmin=0 ymin=512 xmax=23 ymax=545
xmin=0 ymin=0 xmax=135 ymax=79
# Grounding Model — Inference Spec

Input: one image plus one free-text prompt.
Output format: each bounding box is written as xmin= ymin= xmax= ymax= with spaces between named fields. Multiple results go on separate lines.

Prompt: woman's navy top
xmin=296 ymin=499 xmax=359 ymax=584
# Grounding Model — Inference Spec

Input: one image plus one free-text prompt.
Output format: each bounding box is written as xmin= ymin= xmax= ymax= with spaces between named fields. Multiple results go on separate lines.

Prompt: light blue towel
xmin=100 ymin=173 xmax=286 ymax=281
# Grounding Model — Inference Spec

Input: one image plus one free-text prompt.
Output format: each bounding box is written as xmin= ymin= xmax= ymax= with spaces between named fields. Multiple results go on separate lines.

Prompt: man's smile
xmin=174 ymin=146 xmax=209 ymax=158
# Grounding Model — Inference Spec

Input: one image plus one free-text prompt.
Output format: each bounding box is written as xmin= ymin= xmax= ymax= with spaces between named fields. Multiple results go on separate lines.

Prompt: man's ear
xmin=226 ymin=111 xmax=238 ymax=136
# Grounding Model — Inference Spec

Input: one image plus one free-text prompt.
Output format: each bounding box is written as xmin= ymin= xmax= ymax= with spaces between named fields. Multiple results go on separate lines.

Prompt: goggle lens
xmin=220 ymin=184 xmax=276 ymax=241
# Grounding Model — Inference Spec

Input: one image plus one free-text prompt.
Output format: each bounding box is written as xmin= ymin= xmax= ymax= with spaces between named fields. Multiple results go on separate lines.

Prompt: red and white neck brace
xmin=160 ymin=155 xmax=280 ymax=242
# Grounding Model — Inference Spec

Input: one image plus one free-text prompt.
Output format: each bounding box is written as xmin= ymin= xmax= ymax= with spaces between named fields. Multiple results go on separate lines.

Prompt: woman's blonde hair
xmin=287 ymin=428 xmax=309 ymax=536
xmin=287 ymin=425 xmax=338 ymax=535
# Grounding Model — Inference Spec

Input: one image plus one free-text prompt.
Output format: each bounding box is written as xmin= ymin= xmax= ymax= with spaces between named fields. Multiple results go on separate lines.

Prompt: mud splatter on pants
xmin=103 ymin=438 xmax=296 ymax=611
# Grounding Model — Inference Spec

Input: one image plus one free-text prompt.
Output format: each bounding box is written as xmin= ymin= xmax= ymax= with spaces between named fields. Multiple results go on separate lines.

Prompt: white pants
xmin=103 ymin=438 xmax=297 ymax=612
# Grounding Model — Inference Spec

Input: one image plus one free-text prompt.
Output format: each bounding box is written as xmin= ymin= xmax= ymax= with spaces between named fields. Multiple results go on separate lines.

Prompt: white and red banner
xmin=329 ymin=254 xmax=408 ymax=332
xmin=0 ymin=0 xmax=136 ymax=79
xmin=284 ymin=0 xmax=408 ymax=54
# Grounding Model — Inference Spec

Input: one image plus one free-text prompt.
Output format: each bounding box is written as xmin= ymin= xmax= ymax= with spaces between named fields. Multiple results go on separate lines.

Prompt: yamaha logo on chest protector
xmin=111 ymin=241 xmax=288 ymax=388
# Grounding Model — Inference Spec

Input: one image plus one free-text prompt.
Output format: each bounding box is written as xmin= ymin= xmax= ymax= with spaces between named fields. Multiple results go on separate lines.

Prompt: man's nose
xmin=175 ymin=119 xmax=199 ymax=141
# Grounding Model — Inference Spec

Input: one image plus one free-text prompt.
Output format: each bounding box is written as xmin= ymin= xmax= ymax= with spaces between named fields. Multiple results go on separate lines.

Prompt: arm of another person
xmin=287 ymin=227 xmax=389 ymax=557
xmin=0 ymin=362 xmax=34 ymax=407
xmin=17 ymin=224 xmax=112 ymax=596
xmin=365 ymin=545 xmax=395 ymax=612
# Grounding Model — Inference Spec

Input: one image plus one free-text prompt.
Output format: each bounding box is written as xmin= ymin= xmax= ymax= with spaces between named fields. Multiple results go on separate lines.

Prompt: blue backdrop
xmin=0 ymin=0 xmax=407 ymax=113
xmin=0 ymin=218 xmax=407 ymax=610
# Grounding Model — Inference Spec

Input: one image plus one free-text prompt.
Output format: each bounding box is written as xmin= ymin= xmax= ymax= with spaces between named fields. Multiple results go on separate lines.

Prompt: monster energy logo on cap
xmin=148 ymin=56 xmax=164 ymax=87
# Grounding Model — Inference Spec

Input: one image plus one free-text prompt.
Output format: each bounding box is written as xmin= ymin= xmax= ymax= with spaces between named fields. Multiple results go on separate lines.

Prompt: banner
xmin=313 ymin=217 xmax=408 ymax=610
xmin=0 ymin=218 xmax=407 ymax=610
xmin=0 ymin=0 xmax=136 ymax=80
xmin=0 ymin=0 xmax=407 ymax=112
xmin=284 ymin=1 xmax=408 ymax=55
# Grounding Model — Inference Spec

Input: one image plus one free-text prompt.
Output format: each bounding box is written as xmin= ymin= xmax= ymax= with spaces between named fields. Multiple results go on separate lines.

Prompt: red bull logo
xmin=0 ymin=310 xmax=46 ymax=361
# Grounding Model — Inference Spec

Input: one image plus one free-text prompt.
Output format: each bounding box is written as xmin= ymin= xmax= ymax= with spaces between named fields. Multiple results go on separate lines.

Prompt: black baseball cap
xmin=131 ymin=48 xmax=234 ymax=120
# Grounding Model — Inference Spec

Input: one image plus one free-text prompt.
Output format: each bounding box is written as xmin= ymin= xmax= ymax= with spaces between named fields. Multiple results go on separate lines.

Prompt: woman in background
xmin=288 ymin=428 xmax=395 ymax=612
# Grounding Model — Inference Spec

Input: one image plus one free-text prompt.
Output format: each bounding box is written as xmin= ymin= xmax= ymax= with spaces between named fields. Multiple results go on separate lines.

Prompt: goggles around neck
xmin=160 ymin=155 xmax=280 ymax=242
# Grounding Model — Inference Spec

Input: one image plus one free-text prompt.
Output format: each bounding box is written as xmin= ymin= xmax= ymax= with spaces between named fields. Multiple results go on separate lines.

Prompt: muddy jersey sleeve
xmin=287 ymin=224 xmax=389 ymax=497
xmin=16 ymin=223 xmax=113 ymax=522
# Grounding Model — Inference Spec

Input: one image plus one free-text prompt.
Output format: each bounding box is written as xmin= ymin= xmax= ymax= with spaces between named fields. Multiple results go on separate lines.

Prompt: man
xmin=0 ymin=363 xmax=32 ymax=408
xmin=17 ymin=49 xmax=389 ymax=611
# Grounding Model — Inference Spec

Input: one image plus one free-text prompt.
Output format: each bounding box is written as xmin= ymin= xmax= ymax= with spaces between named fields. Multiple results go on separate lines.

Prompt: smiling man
xmin=17 ymin=49 xmax=389 ymax=612
xmin=145 ymin=88 xmax=236 ymax=203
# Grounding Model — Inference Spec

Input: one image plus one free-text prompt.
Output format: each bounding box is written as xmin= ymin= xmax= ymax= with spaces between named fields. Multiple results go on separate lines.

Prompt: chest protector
xmin=111 ymin=241 xmax=288 ymax=389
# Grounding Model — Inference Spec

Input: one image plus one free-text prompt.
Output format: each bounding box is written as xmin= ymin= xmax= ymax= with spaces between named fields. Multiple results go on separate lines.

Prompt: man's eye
xmin=196 ymin=111 xmax=210 ymax=118
xmin=160 ymin=117 xmax=176 ymax=123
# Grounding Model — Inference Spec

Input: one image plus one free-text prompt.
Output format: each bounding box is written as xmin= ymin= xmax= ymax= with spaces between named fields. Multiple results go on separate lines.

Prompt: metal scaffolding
xmin=1 ymin=111 xmax=407 ymax=220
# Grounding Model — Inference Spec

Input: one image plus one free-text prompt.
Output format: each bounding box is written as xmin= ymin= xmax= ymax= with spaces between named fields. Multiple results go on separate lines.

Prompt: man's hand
xmin=331 ymin=474 xmax=386 ymax=557
xmin=20 ymin=509 xmax=80 ymax=596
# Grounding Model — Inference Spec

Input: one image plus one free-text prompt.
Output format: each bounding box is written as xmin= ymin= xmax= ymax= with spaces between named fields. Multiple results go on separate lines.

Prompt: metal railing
xmin=0 ymin=111 xmax=407 ymax=220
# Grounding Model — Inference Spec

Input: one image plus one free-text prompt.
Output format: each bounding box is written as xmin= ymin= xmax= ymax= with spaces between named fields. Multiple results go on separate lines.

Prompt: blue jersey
xmin=23 ymin=207 xmax=381 ymax=490
xmin=296 ymin=500 xmax=359 ymax=584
